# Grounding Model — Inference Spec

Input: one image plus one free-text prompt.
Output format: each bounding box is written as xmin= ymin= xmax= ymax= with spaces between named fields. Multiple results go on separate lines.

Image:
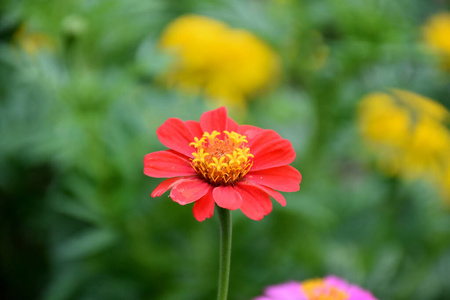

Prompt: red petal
xmin=241 ymin=181 xmax=287 ymax=206
xmin=200 ymin=107 xmax=228 ymax=133
xmin=235 ymin=183 xmax=272 ymax=220
xmin=156 ymin=118 xmax=196 ymax=157
xmin=185 ymin=120 xmax=203 ymax=139
xmin=213 ymin=185 xmax=242 ymax=210
xmin=144 ymin=150 xmax=196 ymax=178
xmin=151 ymin=177 xmax=193 ymax=198
xmin=237 ymin=125 xmax=265 ymax=143
xmin=193 ymin=190 xmax=215 ymax=222
xmin=170 ymin=178 xmax=212 ymax=205
xmin=245 ymin=165 xmax=301 ymax=192
xmin=227 ymin=117 xmax=239 ymax=132
xmin=249 ymin=130 xmax=296 ymax=171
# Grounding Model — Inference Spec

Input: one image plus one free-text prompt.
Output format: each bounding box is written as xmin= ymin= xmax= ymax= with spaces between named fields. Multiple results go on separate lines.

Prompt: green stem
xmin=216 ymin=206 xmax=232 ymax=300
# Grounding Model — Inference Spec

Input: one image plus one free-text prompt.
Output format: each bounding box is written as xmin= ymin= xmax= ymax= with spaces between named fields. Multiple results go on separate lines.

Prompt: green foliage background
xmin=1 ymin=0 xmax=450 ymax=299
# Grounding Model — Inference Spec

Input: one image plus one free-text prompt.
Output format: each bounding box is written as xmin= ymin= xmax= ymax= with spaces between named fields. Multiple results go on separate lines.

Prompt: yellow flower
xmin=423 ymin=12 xmax=450 ymax=68
xmin=14 ymin=24 xmax=54 ymax=55
xmin=405 ymin=117 xmax=450 ymax=177
xmin=358 ymin=89 xmax=450 ymax=179
xmin=159 ymin=15 xmax=279 ymax=109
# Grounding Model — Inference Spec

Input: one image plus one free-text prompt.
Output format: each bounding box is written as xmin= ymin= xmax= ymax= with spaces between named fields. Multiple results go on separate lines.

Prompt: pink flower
xmin=143 ymin=107 xmax=301 ymax=221
xmin=254 ymin=276 xmax=377 ymax=300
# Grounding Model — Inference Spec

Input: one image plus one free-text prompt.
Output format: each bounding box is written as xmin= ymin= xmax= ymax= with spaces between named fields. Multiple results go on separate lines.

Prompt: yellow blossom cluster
xmin=358 ymin=89 xmax=450 ymax=203
xmin=423 ymin=12 xmax=450 ymax=68
xmin=159 ymin=15 xmax=279 ymax=108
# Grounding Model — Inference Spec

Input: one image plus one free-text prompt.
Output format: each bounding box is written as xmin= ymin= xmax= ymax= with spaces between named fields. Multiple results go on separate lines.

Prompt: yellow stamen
xmin=190 ymin=130 xmax=254 ymax=185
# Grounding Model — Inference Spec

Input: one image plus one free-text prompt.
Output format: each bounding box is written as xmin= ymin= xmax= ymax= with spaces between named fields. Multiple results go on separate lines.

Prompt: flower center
xmin=189 ymin=130 xmax=254 ymax=185
xmin=301 ymin=280 xmax=349 ymax=300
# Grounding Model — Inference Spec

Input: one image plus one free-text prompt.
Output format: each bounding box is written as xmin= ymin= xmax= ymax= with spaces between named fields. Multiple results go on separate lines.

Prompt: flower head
xmin=358 ymin=89 xmax=450 ymax=179
xmin=159 ymin=15 xmax=279 ymax=107
xmin=254 ymin=276 xmax=377 ymax=300
xmin=143 ymin=107 xmax=301 ymax=221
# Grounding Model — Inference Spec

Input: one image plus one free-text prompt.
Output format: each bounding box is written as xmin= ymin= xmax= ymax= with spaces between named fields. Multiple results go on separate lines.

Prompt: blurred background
xmin=1 ymin=0 xmax=450 ymax=299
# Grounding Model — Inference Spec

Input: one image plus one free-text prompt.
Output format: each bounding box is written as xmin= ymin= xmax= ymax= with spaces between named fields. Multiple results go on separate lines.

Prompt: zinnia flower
xmin=358 ymin=89 xmax=450 ymax=179
xmin=159 ymin=15 xmax=279 ymax=108
xmin=254 ymin=276 xmax=377 ymax=300
xmin=143 ymin=107 xmax=301 ymax=221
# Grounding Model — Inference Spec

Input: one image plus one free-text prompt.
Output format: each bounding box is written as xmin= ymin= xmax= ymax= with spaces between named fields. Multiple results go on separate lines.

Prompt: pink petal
xmin=264 ymin=281 xmax=304 ymax=300
xmin=242 ymin=180 xmax=287 ymax=206
xmin=324 ymin=276 xmax=377 ymax=300
xmin=235 ymin=182 xmax=272 ymax=220
xmin=144 ymin=150 xmax=196 ymax=178
xmin=156 ymin=118 xmax=196 ymax=157
xmin=249 ymin=130 xmax=296 ymax=171
xmin=245 ymin=165 xmax=301 ymax=192
xmin=193 ymin=190 xmax=215 ymax=222
xmin=213 ymin=185 xmax=243 ymax=210
xmin=237 ymin=125 xmax=265 ymax=143
xmin=324 ymin=276 xmax=351 ymax=288
xmin=200 ymin=107 xmax=228 ymax=133
xmin=151 ymin=177 xmax=193 ymax=198
xmin=170 ymin=178 xmax=212 ymax=205
xmin=185 ymin=120 xmax=203 ymax=139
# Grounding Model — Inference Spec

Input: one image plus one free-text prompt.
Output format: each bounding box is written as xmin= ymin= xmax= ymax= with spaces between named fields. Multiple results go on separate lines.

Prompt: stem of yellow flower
xmin=216 ymin=206 xmax=232 ymax=300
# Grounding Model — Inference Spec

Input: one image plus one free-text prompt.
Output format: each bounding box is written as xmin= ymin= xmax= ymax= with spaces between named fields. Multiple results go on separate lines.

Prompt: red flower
xmin=143 ymin=107 xmax=301 ymax=221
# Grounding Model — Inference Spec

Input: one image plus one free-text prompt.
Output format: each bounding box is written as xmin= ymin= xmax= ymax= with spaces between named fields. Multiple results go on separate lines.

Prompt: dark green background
xmin=1 ymin=0 xmax=450 ymax=299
